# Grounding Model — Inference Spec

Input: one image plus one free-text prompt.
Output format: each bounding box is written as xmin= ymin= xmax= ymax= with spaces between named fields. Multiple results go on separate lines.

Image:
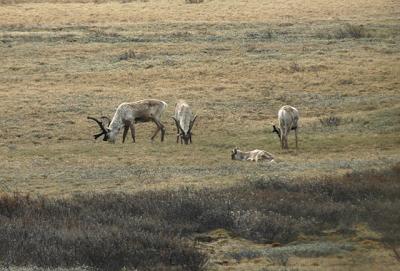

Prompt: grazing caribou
xmin=272 ymin=105 xmax=299 ymax=149
xmin=231 ymin=148 xmax=274 ymax=162
xmin=172 ymin=100 xmax=197 ymax=144
xmin=88 ymin=99 xmax=167 ymax=143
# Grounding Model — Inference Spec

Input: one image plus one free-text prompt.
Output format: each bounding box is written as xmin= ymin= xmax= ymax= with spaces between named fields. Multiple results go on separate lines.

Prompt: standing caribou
xmin=88 ymin=99 xmax=167 ymax=143
xmin=273 ymin=105 xmax=299 ymax=149
xmin=172 ymin=100 xmax=197 ymax=144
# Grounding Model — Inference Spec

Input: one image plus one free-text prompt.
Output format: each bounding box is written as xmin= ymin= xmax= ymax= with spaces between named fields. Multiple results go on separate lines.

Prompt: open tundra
xmin=0 ymin=0 xmax=399 ymax=270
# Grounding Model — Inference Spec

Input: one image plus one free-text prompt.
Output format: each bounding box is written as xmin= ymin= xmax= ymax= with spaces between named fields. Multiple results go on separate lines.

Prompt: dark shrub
xmin=1 ymin=164 xmax=399 ymax=270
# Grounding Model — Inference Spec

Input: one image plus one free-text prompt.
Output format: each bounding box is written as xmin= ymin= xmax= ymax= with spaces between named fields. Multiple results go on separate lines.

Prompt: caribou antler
xmin=100 ymin=116 xmax=111 ymax=127
xmin=172 ymin=117 xmax=185 ymax=135
xmin=173 ymin=101 xmax=197 ymax=145
xmin=87 ymin=116 xmax=109 ymax=141
xmin=188 ymin=115 xmax=197 ymax=133
xmin=272 ymin=125 xmax=281 ymax=139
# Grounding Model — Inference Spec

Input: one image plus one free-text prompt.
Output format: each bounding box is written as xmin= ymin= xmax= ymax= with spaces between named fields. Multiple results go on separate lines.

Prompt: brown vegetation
xmin=1 ymin=165 xmax=399 ymax=270
xmin=0 ymin=0 xmax=399 ymax=269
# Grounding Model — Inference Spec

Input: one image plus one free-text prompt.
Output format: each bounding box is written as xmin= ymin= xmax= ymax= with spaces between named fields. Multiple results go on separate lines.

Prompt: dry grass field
xmin=0 ymin=0 xmax=400 ymax=270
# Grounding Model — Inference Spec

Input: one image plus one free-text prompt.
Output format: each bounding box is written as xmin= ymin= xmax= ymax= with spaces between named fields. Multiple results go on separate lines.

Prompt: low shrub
xmin=320 ymin=116 xmax=341 ymax=127
xmin=185 ymin=0 xmax=204 ymax=4
xmin=316 ymin=24 xmax=371 ymax=39
xmin=117 ymin=49 xmax=136 ymax=61
xmin=0 ymin=164 xmax=399 ymax=270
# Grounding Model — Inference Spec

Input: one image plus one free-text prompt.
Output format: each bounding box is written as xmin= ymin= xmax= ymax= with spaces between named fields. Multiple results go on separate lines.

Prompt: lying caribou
xmin=172 ymin=100 xmax=197 ymax=144
xmin=272 ymin=105 xmax=299 ymax=149
xmin=231 ymin=148 xmax=274 ymax=162
xmin=88 ymin=99 xmax=167 ymax=143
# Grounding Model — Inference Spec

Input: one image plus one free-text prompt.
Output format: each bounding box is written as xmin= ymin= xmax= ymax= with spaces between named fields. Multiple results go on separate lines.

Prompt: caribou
xmin=172 ymin=100 xmax=197 ymax=144
xmin=231 ymin=148 xmax=274 ymax=162
xmin=272 ymin=105 xmax=299 ymax=149
xmin=88 ymin=99 xmax=167 ymax=143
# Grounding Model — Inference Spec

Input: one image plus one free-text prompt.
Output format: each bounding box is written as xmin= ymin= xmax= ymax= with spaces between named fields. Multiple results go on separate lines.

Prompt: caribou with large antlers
xmin=88 ymin=99 xmax=167 ymax=143
xmin=172 ymin=100 xmax=197 ymax=144
xmin=272 ymin=105 xmax=299 ymax=149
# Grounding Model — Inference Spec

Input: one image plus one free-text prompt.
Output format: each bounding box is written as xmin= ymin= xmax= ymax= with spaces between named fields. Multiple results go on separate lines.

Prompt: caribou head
xmin=172 ymin=115 xmax=197 ymax=145
xmin=87 ymin=116 xmax=111 ymax=141
xmin=231 ymin=147 xmax=239 ymax=160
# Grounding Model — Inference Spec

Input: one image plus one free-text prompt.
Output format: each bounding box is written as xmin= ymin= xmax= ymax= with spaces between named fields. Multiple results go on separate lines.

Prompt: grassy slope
xmin=0 ymin=0 xmax=399 ymax=269
xmin=0 ymin=0 xmax=399 ymax=196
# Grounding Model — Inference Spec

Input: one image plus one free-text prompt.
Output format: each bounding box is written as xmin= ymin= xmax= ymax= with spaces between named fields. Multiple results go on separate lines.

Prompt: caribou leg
xmin=151 ymin=119 xmax=165 ymax=142
xmin=159 ymin=122 xmax=165 ymax=142
xmin=130 ymin=122 xmax=136 ymax=143
xmin=176 ymin=125 xmax=180 ymax=143
xmin=150 ymin=120 xmax=161 ymax=141
xmin=122 ymin=125 xmax=129 ymax=143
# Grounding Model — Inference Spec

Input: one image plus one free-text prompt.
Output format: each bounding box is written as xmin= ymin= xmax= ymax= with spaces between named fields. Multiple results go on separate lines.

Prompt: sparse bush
xmin=117 ymin=49 xmax=136 ymax=61
xmin=229 ymin=242 xmax=354 ymax=263
xmin=317 ymin=24 xmax=371 ymax=39
xmin=185 ymin=0 xmax=204 ymax=4
xmin=337 ymin=24 xmax=369 ymax=39
xmin=231 ymin=210 xmax=299 ymax=243
xmin=319 ymin=116 xmax=341 ymax=127
xmin=338 ymin=79 xmax=354 ymax=85
xmin=289 ymin=62 xmax=303 ymax=72
xmin=246 ymin=30 xmax=273 ymax=41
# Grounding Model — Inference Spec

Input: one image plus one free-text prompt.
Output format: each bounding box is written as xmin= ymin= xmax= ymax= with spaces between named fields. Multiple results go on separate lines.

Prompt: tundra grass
xmin=0 ymin=0 xmax=399 ymax=270
xmin=1 ymin=18 xmax=399 ymax=195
